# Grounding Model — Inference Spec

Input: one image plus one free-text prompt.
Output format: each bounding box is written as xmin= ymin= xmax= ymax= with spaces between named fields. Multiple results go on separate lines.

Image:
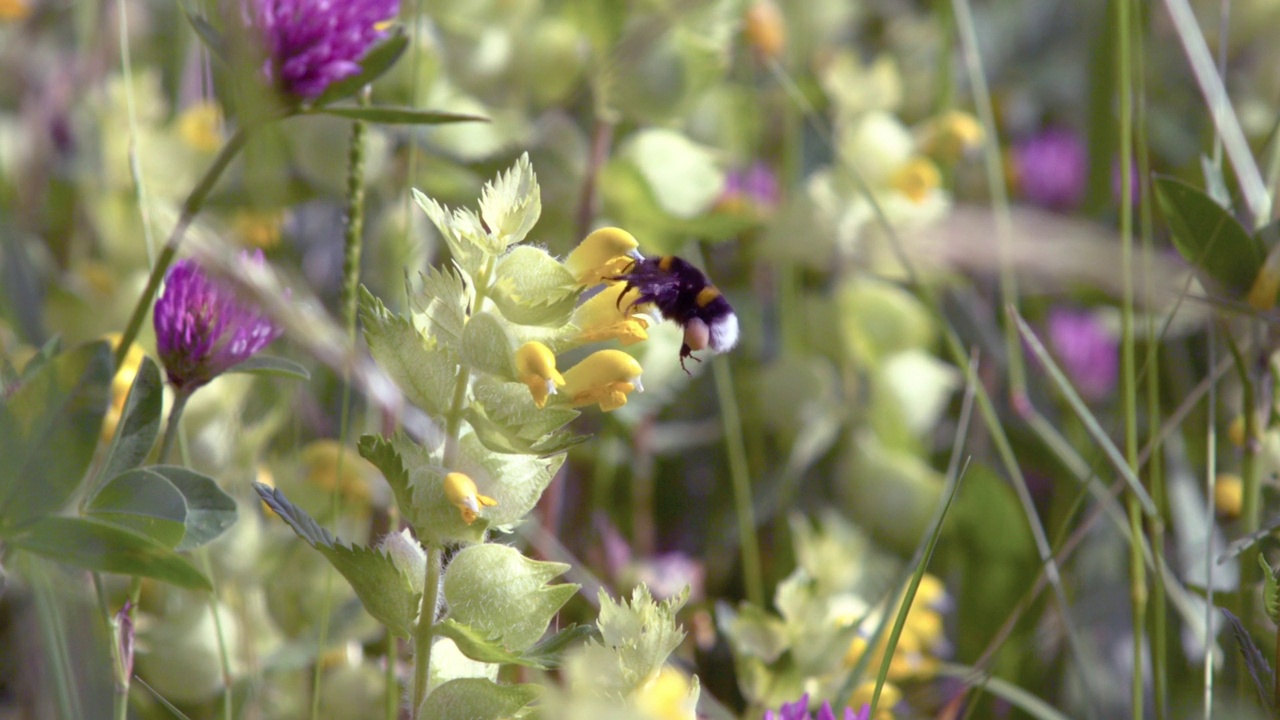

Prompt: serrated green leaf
xmin=490 ymin=246 xmax=580 ymax=326
xmin=472 ymin=378 xmax=579 ymax=440
xmin=100 ymin=356 xmax=162 ymax=480
xmin=226 ymin=355 xmax=311 ymax=381
xmin=522 ymin=624 xmax=595 ymax=668
xmin=358 ymin=434 xmax=415 ymax=521
xmin=461 ymin=312 xmax=517 ymax=379
xmin=478 ymin=152 xmax=541 ymax=251
xmin=418 ymin=678 xmax=540 ymax=720
xmin=443 ymin=543 xmax=577 ymax=652
xmin=464 ymin=405 xmax=587 ymax=457
xmin=85 ymin=468 xmax=188 ymax=548
xmin=312 ymin=31 xmax=409 ymax=107
xmin=0 ymin=341 xmax=112 ymax=535
xmin=255 ymin=483 xmax=420 ymax=636
xmin=1222 ymin=608 xmax=1276 ymax=715
xmin=455 ymin=433 xmax=564 ymax=532
xmin=1155 ymin=175 xmax=1264 ymax=298
xmin=574 ymin=585 xmax=688 ymax=695
xmin=411 ymin=266 xmax=472 ymax=345
xmin=1262 ymin=555 xmax=1280 ymax=623
xmin=435 ymin=619 xmax=550 ymax=669
xmin=361 ymin=287 xmax=458 ymax=419
xmin=151 ymin=466 xmax=238 ymax=551
xmin=10 ymin=516 xmax=210 ymax=590
xmin=413 ymin=190 xmax=489 ymax=278
xmin=314 ymin=106 xmax=487 ymax=126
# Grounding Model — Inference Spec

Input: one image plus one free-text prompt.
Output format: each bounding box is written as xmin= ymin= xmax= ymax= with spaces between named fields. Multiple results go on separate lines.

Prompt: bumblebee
xmin=611 ymin=255 xmax=739 ymax=372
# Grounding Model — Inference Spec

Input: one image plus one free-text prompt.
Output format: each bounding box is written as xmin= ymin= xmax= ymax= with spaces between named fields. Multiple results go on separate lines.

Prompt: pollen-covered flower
xmin=443 ymin=472 xmax=497 ymax=525
xmin=515 ymin=341 xmax=565 ymax=408
xmin=572 ymin=283 xmax=652 ymax=346
xmin=243 ymin=0 xmax=400 ymax=100
xmin=152 ymin=250 xmax=282 ymax=392
xmin=559 ymin=349 xmax=643 ymax=412
xmin=564 ymin=227 xmax=639 ymax=286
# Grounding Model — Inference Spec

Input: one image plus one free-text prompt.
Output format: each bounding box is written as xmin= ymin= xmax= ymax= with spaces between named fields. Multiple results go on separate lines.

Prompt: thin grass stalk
xmin=713 ymin=355 xmax=763 ymax=607
xmin=1225 ymin=333 xmax=1261 ymax=640
xmin=117 ymin=0 xmax=157 ymax=266
xmin=1117 ymin=0 xmax=1148 ymax=717
xmin=1204 ymin=324 xmax=1217 ymax=719
xmin=1133 ymin=2 xmax=1169 ymax=713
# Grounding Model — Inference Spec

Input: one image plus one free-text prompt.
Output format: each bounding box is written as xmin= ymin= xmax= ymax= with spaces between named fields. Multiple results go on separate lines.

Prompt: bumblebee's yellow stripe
xmin=658 ymin=256 xmax=675 ymax=271
xmin=696 ymin=286 xmax=721 ymax=307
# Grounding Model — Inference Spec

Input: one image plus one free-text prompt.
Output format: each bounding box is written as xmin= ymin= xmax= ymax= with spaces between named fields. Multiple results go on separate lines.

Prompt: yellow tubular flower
xmin=572 ymin=282 xmax=651 ymax=346
xmin=744 ymin=0 xmax=786 ymax=60
xmin=564 ymin=227 xmax=639 ymax=286
xmin=847 ymin=680 xmax=901 ymax=720
xmin=1216 ymin=474 xmax=1243 ymax=519
xmin=443 ymin=472 xmax=497 ymax=525
xmin=560 ymin=350 xmax=643 ymax=412
xmin=232 ymin=209 xmax=285 ymax=250
xmin=103 ymin=333 xmax=148 ymax=443
xmin=635 ymin=666 xmax=696 ymax=720
xmin=889 ymin=157 xmax=942 ymax=203
xmin=177 ymin=102 xmax=224 ymax=153
xmin=0 ymin=0 xmax=30 ymax=21
xmin=919 ymin=110 xmax=984 ymax=161
xmin=515 ymin=341 xmax=565 ymax=408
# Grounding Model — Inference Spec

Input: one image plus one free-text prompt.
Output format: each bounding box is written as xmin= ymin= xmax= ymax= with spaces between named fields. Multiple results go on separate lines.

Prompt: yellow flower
xmin=443 ymin=472 xmax=497 ymax=525
xmin=102 ymin=333 xmax=148 ymax=443
xmin=572 ymin=282 xmax=652 ymax=346
xmin=918 ymin=110 xmax=984 ymax=161
xmin=636 ymin=666 xmax=697 ymax=720
xmin=515 ymin=341 xmax=565 ymax=408
xmin=301 ymin=440 xmax=377 ymax=510
xmin=846 ymin=680 xmax=901 ymax=720
xmin=888 ymin=157 xmax=941 ymax=204
xmin=1216 ymin=474 xmax=1243 ymax=519
xmin=232 ymin=209 xmax=285 ymax=250
xmin=0 ymin=0 xmax=30 ymax=21
xmin=844 ymin=574 xmax=949 ymax=682
xmin=564 ymin=227 xmax=639 ymax=286
xmin=177 ymin=101 xmax=224 ymax=153
xmin=559 ymin=349 xmax=643 ymax=412
xmin=744 ymin=0 xmax=785 ymax=60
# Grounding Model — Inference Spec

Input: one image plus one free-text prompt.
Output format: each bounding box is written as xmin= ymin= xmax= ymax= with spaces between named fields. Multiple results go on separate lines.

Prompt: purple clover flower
xmin=1013 ymin=128 xmax=1087 ymax=212
xmin=763 ymin=694 xmax=868 ymax=720
xmin=1047 ymin=308 xmax=1117 ymax=401
xmin=153 ymin=251 xmax=282 ymax=392
xmin=244 ymin=0 xmax=400 ymax=100
xmin=721 ymin=161 xmax=780 ymax=214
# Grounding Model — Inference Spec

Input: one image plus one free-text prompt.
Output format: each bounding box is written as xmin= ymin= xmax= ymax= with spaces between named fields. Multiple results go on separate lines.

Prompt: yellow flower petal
xmin=564 ymin=227 xmax=639 ymax=286
xmin=177 ymin=101 xmax=224 ymax=154
xmin=636 ymin=666 xmax=697 ymax=720
xmin=443 ymin=472 xmax=497 ymax=525
xmin=573 ymin=282 xmax=652 ymax=346
xmin=889 ymin=157 xmax=941 ymax=203
xmin=560 ymin=350 xmax=643 ymax=412
xmin=515 ymin=341 xmax=565 ymax=408
xmin=102 ymin=333 xmax=149 ymax=443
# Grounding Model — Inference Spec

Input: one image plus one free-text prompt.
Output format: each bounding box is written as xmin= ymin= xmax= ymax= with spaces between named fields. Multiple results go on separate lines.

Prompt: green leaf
xmin=413 ymin=190 xmax=488 ymax=278
xmin=464 ymin=405 xmax=587 ymax=457
xmin=361 ymin=287 xmax=458 ymax=420
xmin=0 ymin=341 xmax=112 ymax=535
xmin=1262 ymin=555 xmax=1280 ymax=623
xmin=621 ymin=129 xmax=724 ymax=220
xmin=9 ymin=516 xmax=210 ymax=589
xmin=151 ymin=466 xmax=238 ymax=551
xmin=473 ymin=378 xmax=579 ymax=440
xmin=418 ymin=678 xmax=540 ymax=720
xmin=443 ymin=543 xmax=577 ymax=651
xmin=456 ymin=433 xmax=564 ymax=532
xmin=1221 ymin=608 xmax=1276 ymax=716
xmin=569 ymin=586 xmax=688 ymax=696
xmin=312 ymin=31 xmax=409 ymax=107
xmin=85 ymin=468 xmax=188 ymax=548
xmin=313 ymin=106 xmax=488 ymax=126
xmin=358 ymin=433 xmax=415 ymax=518
xmin=521 ymin=623 xmax=595 ymax=669
xmin=460 ymin=312 xmax=517 ymax=379
xmin=226 ymin=355 xmax=311 ymax=381
xmin=1154 ymin=175 xmax=1264 ymax=297
xmin=435 ymin=619 xmax=550 ymax=669
xmin=183 ymin=12 xmax=226 ymax=62
xmin=478 ymin=152 xmax=541 ymax=251
xmin=255 ymin=483 xmax=420 ymax=636
xmin=489 ymin=246 xmax=580 ymax=327
xmin=410 ymin=266 xmax=472 ymax=346
xmin=100 ymin=356 xmax=163 ymax=480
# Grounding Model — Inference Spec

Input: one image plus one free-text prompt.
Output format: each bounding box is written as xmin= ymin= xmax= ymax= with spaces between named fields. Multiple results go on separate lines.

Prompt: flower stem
xmin=409 ymin=545 xmax=442 ymax=719
xmin=159 ymin=389 xmax=192 ymax=464
xmin=341 ymin=95 xmax=369 ymax=333
xmin=113 ymin=126 xmax=251 ymax=369
xmin=713 ymin=355 xmax=763 ymax=607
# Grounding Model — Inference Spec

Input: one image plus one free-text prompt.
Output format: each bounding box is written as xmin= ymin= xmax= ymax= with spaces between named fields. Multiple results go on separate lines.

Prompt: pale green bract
xmin=564 ymin=585 xmax=689 ymax=697
xmin=443 ymin=543 xmax=577 ymax=651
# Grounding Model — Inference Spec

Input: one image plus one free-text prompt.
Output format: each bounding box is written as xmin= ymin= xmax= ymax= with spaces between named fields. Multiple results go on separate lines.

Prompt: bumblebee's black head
xmin=609 ymin=255 xmax=738 ymax=373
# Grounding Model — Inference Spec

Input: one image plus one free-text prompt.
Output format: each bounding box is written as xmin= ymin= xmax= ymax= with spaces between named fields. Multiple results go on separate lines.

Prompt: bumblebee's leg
xmin=678 ymin=343 xmax=702 ymax=375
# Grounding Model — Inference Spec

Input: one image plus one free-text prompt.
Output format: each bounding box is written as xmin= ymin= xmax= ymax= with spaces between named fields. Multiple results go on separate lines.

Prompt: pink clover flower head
xmin=244 ymin=0 xmax=399 ymax=100
xmin=1047 ymin=308 xmax=1118 ymax=401
xmin=1013 ymin=127 xmax=1087 ymax=212
xmin=763 ymin=695 xmax=866 ymax=720
xmin=721 ymin=161 xmax=780 ymax=213
xmin=153 ymin=250 xmax=283 ymax=392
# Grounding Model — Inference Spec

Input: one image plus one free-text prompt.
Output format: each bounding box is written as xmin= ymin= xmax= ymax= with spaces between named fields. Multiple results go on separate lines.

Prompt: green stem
xmin=384 ymin=630 xmax=399 ymax=720
xmin=341 ymin=99 xmax=369 ymax=332
xmin=713 ymin=355 xmax=763 ymax=607
xmin=113 ymin=127 xmax=251 ymax=369
xmin=409 ymin=545 xmax=442 ymax=719
xmin=158 ymin=389 xmax=192 ymax=464
xmin=111 ymin=576 xmax=144 ymax=720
